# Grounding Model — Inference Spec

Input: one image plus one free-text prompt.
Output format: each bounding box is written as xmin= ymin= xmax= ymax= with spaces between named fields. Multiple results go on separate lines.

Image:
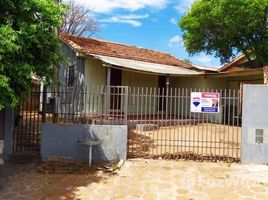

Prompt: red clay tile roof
xmin=60 ymin=33 xmax=192 ymax=68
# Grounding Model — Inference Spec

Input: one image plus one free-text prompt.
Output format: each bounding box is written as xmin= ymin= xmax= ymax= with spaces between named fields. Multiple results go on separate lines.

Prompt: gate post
xmin=242 ymin=85 xmax=268 ymax=164
xmin=263 ymin=66 xmax=268 ymax=85
xmin=42 ymin=86 xmax=47 ymax=122
xmin=3 ymin=108 xmax=15 ymax=160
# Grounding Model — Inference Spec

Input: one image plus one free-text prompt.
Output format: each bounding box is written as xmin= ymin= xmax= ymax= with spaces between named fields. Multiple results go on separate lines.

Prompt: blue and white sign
xmin=191 ymin=92 xmax=220 ymax=113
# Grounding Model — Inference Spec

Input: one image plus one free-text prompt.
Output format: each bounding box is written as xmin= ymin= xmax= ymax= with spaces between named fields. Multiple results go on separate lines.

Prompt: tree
xmin=0 ymin=0 xmax=66 ymax=110
xmin=60 ymin=0 xmax=99 ymax=37
xmin=179 ymin=0 xmax=268 ymax=66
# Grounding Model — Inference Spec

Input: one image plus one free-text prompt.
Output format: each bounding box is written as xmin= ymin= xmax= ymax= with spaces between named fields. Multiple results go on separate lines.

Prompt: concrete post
xmin=3 ymin=108 xmax=14 ymax=160
xmin=263 ymin=66 xmax=268 ymax=85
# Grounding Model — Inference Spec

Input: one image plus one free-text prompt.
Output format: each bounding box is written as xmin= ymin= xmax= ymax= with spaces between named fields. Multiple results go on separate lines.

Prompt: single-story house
xmin=57 ymin=33 xmax=266 ymax=118
xmin=59 ymin=33 xmax=265 ymax=91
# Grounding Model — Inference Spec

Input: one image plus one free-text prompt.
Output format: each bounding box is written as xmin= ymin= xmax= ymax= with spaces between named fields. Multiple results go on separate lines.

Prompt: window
xmin=67 ymin=65 xmax=75 ymax=87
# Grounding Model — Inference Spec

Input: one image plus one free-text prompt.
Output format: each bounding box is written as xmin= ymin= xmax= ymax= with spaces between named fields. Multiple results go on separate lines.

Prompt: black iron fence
xmin=13 ymin=86 xmax=241 ymax=162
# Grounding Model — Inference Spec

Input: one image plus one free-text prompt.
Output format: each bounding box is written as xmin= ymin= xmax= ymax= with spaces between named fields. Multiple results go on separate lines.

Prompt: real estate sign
xmin=191 ymin=92 xmax=220 ymax=113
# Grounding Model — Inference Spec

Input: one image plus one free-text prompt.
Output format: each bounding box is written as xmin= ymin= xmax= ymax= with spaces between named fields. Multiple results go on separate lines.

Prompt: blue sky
xmin=66 ymin=0 xmax=222 ymax=68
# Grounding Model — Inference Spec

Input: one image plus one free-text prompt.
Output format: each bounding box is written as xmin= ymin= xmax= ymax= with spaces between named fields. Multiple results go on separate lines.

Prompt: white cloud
xmin=170 ymin=18 xmax=178 ymax=25
xmin=168 ymin=35 xmax=183 ymax=47
xmin=119 ymin=14 xmax=149 ymax=20
xmin=68 ymin=0 xmax=168 ymax=13
xmin=194 ymin=55 xmax=214 ymax=65
xmin=174 ymin=0 xmax=196 ymax=14
xmin=100 ymin=14 xmax=149 ymax=27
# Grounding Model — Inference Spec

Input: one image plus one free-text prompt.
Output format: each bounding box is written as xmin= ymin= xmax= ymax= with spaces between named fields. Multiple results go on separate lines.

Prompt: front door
xmin=110 ymin=68 xmax=122 ymax=110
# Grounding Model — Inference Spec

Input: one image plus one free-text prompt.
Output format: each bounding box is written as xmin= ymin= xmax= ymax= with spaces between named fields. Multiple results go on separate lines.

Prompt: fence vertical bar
xmin=124 ymin=86 xmax=128 ymax=125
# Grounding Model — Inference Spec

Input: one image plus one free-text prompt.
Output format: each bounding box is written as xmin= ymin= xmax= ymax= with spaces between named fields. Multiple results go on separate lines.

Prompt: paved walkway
xmin=1 ymin=159 xmax=268 ymax=200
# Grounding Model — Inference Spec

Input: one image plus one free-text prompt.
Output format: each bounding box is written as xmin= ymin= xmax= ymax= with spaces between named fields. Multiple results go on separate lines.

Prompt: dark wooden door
xmin=0 ymin=110 xmax=4 ymax=140
xmin=110 ymin=68 xmax=122 ymax=110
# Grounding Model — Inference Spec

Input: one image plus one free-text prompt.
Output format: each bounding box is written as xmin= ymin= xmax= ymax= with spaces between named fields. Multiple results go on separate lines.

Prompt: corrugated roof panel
xmin=91 ymin=54 xmax=202 ymax=75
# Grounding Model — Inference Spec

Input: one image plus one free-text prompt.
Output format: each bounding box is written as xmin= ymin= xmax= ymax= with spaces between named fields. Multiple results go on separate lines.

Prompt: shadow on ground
xmin=127 ymin=130 xmax=155 ymax=158
xmin=0 ymin=160 xmax=115 ymax=200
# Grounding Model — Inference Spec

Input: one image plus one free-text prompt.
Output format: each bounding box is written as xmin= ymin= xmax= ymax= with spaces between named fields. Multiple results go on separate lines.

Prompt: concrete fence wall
xmin=242 ymin=84 xmax=268 ymax=164
xmin=41 ymin=123 xmax=128 ymax=163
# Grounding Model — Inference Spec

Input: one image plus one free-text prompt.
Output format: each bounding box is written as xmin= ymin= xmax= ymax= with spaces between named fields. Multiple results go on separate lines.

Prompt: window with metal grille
xmin=68 ymin=65 xmax=75 ymax=87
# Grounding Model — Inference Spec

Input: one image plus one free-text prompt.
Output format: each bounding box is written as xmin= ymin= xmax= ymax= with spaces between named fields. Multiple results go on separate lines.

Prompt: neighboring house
xmin=217 ymin=54 xmax=265 ymax=89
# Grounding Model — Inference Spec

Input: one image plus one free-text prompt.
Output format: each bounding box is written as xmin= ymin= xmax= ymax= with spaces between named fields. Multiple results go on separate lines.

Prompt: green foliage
xmin=179 ymin=0 xmax=268 ymax=66
xmin=0 ymin=0 xmax=67 ymax=110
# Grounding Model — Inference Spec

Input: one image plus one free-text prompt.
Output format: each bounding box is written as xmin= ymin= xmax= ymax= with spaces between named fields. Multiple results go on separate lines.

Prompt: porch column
xmin=106 ymin=67 xmax=111 ymax=115
xmin=263 ymin=66 xmax=268 ymax=85
xmin=165 ymin=75 xmax=170 ymax=116
xmin=166 ymin=75 xmax=170 ymax=88
xmin=106 ymin=67 xmax=111 ymax=86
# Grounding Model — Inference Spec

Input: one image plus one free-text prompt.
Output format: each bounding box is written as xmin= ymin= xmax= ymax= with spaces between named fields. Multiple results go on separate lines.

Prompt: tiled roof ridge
xmin=59 ymin=32 xmax=192 ymax=68
xmin=86 ymin=37 xmax=182 ymax=60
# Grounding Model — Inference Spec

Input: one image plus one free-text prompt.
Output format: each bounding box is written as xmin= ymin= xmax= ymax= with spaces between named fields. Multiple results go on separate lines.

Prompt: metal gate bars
xmin=13 ymin=87 xmax=41 ymax=153
xmin=127 ymin=88 xmax=241 ymax=163
xmin=12 ymin=86 xmax=241 ymax=163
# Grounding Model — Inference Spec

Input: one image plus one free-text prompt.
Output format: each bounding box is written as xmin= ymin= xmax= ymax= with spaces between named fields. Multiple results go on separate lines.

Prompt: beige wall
xmin=122 ymin=71 xmax=158 ymax=87
xmin=84 ymin=58 xmax=106 ymax=88
xmin=122 ymin=71 xmax=158 ymax=115
xmin=84 ymin=58 xmax=106 ymax=114
xmin=83 ymin=57 xmax=264 ymax=116
xmin=170 ymin=76 xmax=228 ymax=90
xmin=225 ymin=75 xmax=263 ymax=90
xmin=84 ymin=58 xmax=160 ymax=115
xmin=170 ymin=74 xmax=263 ymax=90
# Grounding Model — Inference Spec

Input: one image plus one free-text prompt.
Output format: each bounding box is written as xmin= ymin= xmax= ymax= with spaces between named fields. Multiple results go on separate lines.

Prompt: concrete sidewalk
xmin=0 ymin=159 xmax=268 ymax=200
xmin=76 ymin=159 xmax=268 ymax=200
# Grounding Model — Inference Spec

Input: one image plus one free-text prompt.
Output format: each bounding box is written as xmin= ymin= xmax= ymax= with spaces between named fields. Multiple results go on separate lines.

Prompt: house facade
xmin=59 ymin=33 xmax=265 ymax=92
xmin=57 ymin=33 xmax=265 ymax=118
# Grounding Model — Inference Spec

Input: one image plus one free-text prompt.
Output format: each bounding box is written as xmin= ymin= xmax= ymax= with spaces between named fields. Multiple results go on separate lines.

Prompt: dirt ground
xmin=128 ymin=123 xmax=241 ymax=160
xmin=0 ymin=159 xmax=268 ymax=200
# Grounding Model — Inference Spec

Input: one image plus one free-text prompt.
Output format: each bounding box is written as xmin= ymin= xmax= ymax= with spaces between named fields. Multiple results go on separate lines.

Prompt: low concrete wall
xmin=41 ymin=123 xmax=127 ymax=163
xmin=242 ymin=84 xmax=268 ymax=164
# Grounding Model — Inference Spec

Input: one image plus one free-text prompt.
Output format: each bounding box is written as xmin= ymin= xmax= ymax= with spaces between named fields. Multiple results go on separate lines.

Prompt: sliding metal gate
xmin=127 ymin=88 xmax=241 ymax=162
